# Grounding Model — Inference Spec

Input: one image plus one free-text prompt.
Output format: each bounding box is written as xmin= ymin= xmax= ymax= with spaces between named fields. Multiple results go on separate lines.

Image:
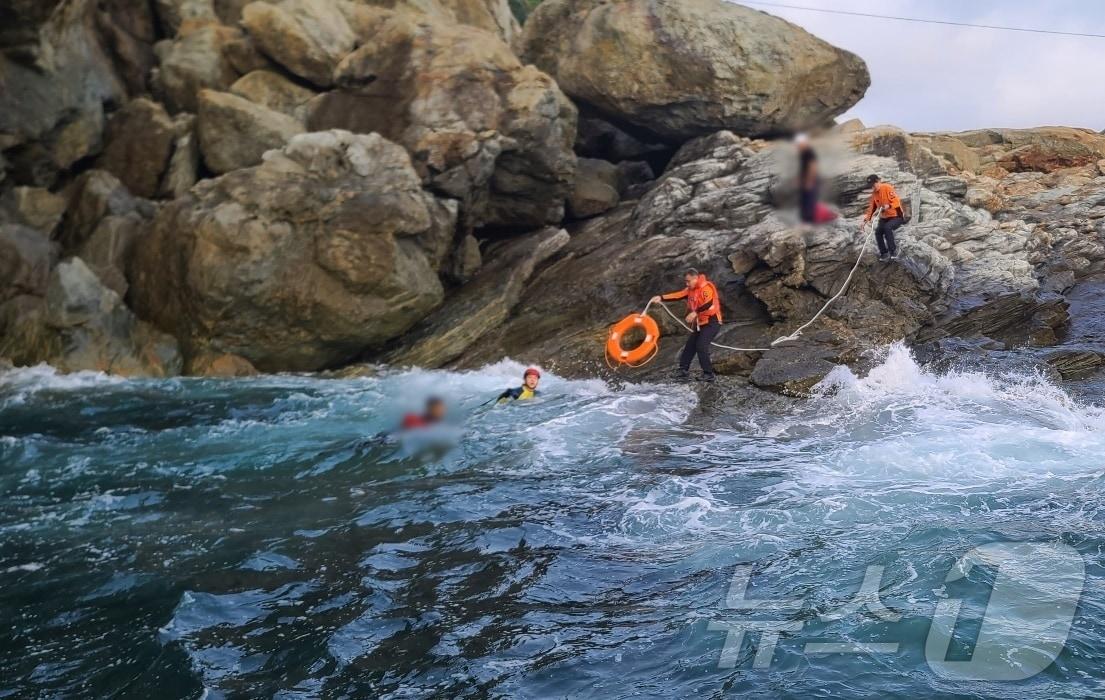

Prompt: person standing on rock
xmin=796 ymin=134 xmax=820 ymax=223
xmin=651 ymin=269 xmax=723 ymax=383
xmin=865 ymin=174 xmax=906 ymax=262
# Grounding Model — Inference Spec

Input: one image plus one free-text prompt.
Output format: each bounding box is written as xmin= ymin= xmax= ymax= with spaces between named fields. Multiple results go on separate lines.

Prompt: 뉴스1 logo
xmin=708 ymin=541 xmax=1084 ymax=680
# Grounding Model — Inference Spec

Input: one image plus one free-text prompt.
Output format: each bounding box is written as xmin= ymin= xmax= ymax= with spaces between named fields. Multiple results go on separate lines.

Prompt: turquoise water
xmin=2 ymin=347 xmax=1104 ymax=698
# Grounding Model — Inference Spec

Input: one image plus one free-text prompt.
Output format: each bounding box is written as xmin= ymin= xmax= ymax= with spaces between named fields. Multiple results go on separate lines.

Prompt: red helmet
xmin=524 ymin=367 xmax=541 ymax=379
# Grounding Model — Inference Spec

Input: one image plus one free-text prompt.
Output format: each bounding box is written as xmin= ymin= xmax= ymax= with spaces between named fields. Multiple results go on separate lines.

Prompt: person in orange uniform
xmin=864 ymin=174 xmax=906 ymax=262
xmin=651 ymin=268 xmax=722 ymax=383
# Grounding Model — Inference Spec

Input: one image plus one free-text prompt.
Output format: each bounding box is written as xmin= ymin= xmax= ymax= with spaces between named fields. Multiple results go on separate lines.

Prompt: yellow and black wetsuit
xmin=497 ymin=386 xmax=537 ymax=403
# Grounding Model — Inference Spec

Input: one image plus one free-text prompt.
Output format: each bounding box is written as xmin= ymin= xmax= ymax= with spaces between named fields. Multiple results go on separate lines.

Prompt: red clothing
xmin=401 ymin=413 xmax=429 ymax=429
xmin=661 ymin=274 xmax=723 ymax=326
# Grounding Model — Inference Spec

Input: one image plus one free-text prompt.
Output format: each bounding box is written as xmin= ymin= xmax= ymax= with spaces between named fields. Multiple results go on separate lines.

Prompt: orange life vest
xmin=662 ymin=275 xmax=723 ymax=326
xmin=865 ymin=182 xmax=903 ymax=221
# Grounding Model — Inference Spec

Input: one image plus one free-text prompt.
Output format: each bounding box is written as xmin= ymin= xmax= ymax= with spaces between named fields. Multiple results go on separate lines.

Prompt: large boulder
xmin=59 ymin=170 xmax=154 ymax=296
xmin=0 ymin=258 xmax=182 ymax=377
xmin=360 ymin=0 xmax=520 ymax=44
xmin=381 ymin=227 xmax=569 ymax=367
xmin=152 ymin=24 xmax=251 ymax=113
xmin=309 ymin=6 xmax=577 ymax=228
xmin=0 ymin=0 xmax=131 ymax=187
xmin=0 ymin=225 xmax=53 ymax=303
xmin=0 ymin=187 xmax=67 ymax=237
xmin=567 ymin=157 xmax=620 ymax=219
xmin=97 ymin=98 xmax=179 ymax=198
xmin=240 ymin=0 xmax=356 ymax=88
xmin=230 ymin=69 xmax=318 ymax=119
xmin=520 ymin=0 xmax=869 ymax=141
xmin=129 ymin=130 xmax=459 ymax=371
xmin=196 ymin=89 xmax=304 ymax=174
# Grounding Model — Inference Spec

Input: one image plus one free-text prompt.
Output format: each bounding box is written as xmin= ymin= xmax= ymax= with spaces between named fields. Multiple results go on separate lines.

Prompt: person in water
xmin=401 ymin=396 xmax=446 ymax=429
xmin=865 ymin=174 xmax=906 ymax=262
xmin=651 ymin=268 xmax=722 ymax=383
xmin=497 ymin=368 xmax=541 ymax=403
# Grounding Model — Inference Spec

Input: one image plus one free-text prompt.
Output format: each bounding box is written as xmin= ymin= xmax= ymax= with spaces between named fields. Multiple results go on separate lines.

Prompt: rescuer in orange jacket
xmin=650 ymin=268 xmax=722 ymax=382
xmin=864 ymin=174 xmax=906 ymax=262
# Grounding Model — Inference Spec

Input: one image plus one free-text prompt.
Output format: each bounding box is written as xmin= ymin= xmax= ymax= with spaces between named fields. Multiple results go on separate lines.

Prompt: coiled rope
xmin=638 ymin=215 xmax=880 ymax=356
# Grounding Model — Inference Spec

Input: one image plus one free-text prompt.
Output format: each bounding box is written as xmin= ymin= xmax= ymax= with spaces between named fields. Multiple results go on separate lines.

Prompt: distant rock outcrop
xmin=521 ymin=0 xmax=870 ymax=141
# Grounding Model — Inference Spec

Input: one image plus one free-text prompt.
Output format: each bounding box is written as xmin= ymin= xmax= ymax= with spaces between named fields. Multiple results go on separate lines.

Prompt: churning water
xmin=2 ymin=345 xmax=1105 ymax=698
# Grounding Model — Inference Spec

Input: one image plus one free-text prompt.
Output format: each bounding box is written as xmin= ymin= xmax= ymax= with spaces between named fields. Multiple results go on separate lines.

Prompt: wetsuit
xmin=497 ymin=386 xmax=537 ymax=403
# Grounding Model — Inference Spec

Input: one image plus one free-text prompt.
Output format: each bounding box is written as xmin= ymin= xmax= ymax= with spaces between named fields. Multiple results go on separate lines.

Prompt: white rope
xmin=642 ymin=216 xmax=879 ymax=353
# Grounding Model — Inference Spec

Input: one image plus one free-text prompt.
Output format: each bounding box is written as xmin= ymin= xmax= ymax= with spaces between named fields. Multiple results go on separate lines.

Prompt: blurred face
xmin=524 ymin=374 xmax=539 ymax=390
xmin=426 ymin=400 xmax=445 ymax=421
xmin=685 ymin=273 xmax=699 ymax=288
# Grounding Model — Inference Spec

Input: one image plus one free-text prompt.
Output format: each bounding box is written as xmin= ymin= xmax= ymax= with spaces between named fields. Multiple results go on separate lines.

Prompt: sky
xmin=738 ymin=0 xmax=1105 ymax=132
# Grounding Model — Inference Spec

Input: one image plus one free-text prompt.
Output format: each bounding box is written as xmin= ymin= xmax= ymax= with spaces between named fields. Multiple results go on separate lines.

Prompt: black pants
xmin=799 ymin=184 xmax=819 ymax=223
xmin=876 ymin=216 xmax=905 ymax=256
xmin=679 ymin=319 xmax=720 ymax=376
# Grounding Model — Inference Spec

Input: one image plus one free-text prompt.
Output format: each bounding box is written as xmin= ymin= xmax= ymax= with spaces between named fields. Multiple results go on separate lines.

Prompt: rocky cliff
xmin=2 ymin=0 xmax=1102 ymax=391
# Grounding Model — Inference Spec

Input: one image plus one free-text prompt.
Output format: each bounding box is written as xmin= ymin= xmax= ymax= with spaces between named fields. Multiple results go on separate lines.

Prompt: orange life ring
xmin=606 ymin=313 xmax=660 ymax=367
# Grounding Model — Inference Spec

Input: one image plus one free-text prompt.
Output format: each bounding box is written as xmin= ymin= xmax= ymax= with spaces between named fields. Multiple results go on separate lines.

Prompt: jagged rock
xmin=153 ymin=0 xmax=219 ymax=36
xmin=98 ymin=99 xmax=178 ymax=198
xmin=0 ymin=225 xmax=53 ymax=303
xmin=348 ymin=0 xmax=521 ymax=44
xmin=918 ymin=293 xmax=1070 ymax=347
xmin=185 ymin=351 xmax=259 ymax=377
xmin=521 ymin=0 xmax=869 ymax=141
xmin=923 ymin=176 xmax=968 ymax=199
xmin=914 ymin=127 xmax=1105 ymax=175
xmin=129 ymin=130 xmax=458 ymax=371
xmin=749 ymin=340 xmax=842 ymax=396
xmin=240 ymin=0 xmax=356 ymax=87
xmin=454 ymin=126 xmax=1105 ymax=391
xmin=58 ymin=170 xmax=146 ymax=252
xmin=447 ymin=234 xmax=483 ymax=284
xmin=196 ymin=89 xmax=305 ymax=174
xmin=75 ymin=213 xmax=148 ymax=297
xmin=0 ymin=0 xmax=129 ymax=187
xmin=310 ymin=6 xmax=576 ymax=228
xmin=1044 ymin=350 xmax=1105 ymax=380
xmin=382 ymin=227 xmax=569 ymax=367
xmin=230 ymin=70 xmax=318 ymax=119
xmin=160 ymin=116 xmax=201 ymax=198
xmin=0 ymin=187 xmax=67 ymax=236
xmin=95 ymin=0 xmax=158 ymax=95
xmin=0 ymin=258 xmax=182 ymax=377
xmin=568 ymin=158 xmax=620 ymax=219
xmin=153 ymin=25 xmax=246 ymax=113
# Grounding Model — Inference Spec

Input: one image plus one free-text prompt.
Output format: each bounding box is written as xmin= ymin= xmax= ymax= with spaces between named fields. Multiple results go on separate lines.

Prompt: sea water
xmin=1 ymin=345 xmax=1104 ymax=698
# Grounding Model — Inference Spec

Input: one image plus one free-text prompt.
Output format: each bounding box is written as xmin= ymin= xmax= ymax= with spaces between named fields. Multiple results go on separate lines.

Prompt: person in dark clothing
xmin=651 ymin=269 xmax=723 ymax=383
xmin=864 ymin=174 xmax=906 ymax=261
xmin=496 ymin=367 xmax=541 ymax=403
xmin=796 ymin=134 xmax=819 ymax=223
